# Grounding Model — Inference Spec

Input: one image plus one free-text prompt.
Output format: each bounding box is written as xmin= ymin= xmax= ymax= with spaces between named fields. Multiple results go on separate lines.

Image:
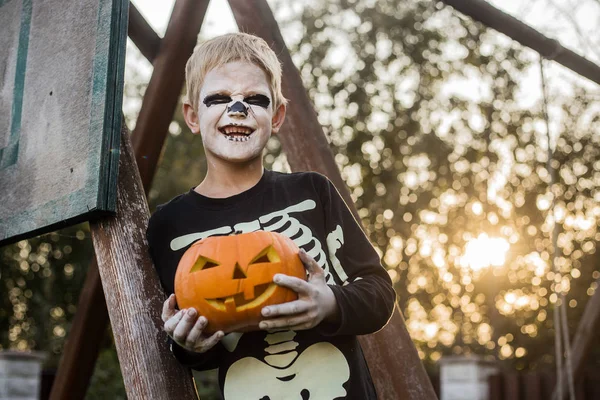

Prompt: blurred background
xmin=1 ymin=0 xmax=598 ymax=398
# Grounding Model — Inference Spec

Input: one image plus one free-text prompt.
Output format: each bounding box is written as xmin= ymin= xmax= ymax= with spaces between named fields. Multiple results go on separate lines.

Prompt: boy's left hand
xmin=259 ymin=249 xmax=339 ymax=331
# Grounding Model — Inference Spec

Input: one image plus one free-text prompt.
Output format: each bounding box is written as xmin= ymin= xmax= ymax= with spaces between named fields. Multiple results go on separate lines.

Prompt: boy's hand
xmin=162 ymin=294 xmax=224 ymax=353
xmin=259 ymin=249 xmax=339 ymax=331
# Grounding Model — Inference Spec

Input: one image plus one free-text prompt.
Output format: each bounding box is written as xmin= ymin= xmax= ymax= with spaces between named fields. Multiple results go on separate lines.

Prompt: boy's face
xmin=183 ymin=61 xmax=286 ymax=165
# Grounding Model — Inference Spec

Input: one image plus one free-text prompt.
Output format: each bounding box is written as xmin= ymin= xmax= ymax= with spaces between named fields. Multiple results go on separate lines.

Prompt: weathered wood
xmin=128 ymin=2 xmax=161 ymax=63
xmin=438 ymin=0 xmax=600 ymax=86
xmin=0 ymin=0 xmax=127 ymax=246
xmin=553 ymin=276 xmax=600 ymax=400
xmin=132 ymin=0 xmax=209 ymax=194
xmin=49 ymin=4 xmax=207 ymax=397
xmin=89 ymin=123 xmax=197 ymax=399
xmin=227 ymin=1 xmax=437 ymax=398
xmin=49 ymin=259 xmax=108 ymax=400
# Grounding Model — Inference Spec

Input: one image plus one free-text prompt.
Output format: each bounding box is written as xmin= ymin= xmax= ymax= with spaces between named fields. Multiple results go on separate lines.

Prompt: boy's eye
xmin=203 ymin=94 xmax=231 ymax=107
xmin=244 ymin=94 xmax=270 ymax=109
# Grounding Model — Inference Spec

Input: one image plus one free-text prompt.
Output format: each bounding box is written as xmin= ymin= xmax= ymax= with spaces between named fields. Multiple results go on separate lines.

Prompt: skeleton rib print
xmin=169 ymin=199 xmax=349 ymax=285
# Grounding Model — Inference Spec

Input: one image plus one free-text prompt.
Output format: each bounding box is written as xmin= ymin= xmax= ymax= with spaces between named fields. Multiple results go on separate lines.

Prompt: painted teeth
xmin=226 ymin=135 xmax=250 ymax=142
xmin=222 ymin=126 xmax=253 ymax=135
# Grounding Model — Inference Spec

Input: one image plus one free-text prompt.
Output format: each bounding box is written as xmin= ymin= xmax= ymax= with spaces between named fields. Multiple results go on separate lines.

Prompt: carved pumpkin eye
xmin=249 ymin=245 xmax=280 ymax=265
xmin=190 ymin=256 xmax=220 ymax=273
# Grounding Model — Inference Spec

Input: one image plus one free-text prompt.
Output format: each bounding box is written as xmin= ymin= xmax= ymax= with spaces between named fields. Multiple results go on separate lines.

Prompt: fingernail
xmin=187 ymin=309 xmax=196 ymax=317
xmin=262 ymin=308 xmax=270 ymax=316
xmin=259 ymin=322 xmax=268 ymax=329
xmin=300 ymin=249 xmax=306 ymax=254
xmin=273 ymin=274 xmax=281 ymax=283
xmin=199 ymin=317 xmax=207 ymax=325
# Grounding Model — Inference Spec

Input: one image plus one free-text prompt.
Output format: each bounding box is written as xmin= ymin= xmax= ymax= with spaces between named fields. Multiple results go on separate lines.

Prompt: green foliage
xmin=86 ymin=339 xmax=126 ymax=400
xmin=0 ymin=224 xmax=93 ymax=366
xmin=281 ymin=0 xmax=600 ymax=371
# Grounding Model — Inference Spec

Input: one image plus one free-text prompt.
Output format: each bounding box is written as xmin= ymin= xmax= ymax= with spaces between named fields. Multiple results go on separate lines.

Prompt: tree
xmin=275 ymin=0 xmax=600 ymax=371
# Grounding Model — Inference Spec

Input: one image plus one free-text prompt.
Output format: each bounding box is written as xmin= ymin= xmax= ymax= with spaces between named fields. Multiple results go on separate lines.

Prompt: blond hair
xmin=185 ymin=33 xmax=287 ymax=112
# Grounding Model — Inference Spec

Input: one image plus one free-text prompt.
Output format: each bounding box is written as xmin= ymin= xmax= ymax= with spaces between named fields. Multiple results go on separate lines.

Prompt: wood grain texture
xmin=50 ymin=4 xmax=207 ymax=397
xmin=227 ymin=1 xmax=437 ymax=398
xmin=90 ymin=123 xmax=197 ymax=399
xmin=0 ymin=0 xmax=127 ymax=246
xmin=132 ymin=0 xmax=209 ymax=194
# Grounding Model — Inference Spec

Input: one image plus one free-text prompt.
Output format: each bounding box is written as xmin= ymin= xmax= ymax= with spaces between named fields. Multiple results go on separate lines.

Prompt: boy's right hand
xmin=162 ymin=294 xmax=224 ymax=353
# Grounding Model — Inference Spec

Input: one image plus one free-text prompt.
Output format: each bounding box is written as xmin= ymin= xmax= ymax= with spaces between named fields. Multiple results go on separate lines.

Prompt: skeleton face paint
xmin=195 ymin=61 xmax=276 ymax=164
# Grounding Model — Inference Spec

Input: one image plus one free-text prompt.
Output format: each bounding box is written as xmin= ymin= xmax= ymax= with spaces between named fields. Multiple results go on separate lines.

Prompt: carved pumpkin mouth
xmin=206 ymin=282 xmax=278 ymax=312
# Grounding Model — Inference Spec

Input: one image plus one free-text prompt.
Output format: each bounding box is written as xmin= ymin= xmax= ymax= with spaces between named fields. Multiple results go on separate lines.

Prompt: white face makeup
xmin=194 ymin=61 xmax=276 ymax=165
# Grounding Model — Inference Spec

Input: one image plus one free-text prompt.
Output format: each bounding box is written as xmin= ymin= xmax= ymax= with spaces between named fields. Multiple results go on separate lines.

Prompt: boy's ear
xmin=182 ymin=102 xmax=200 ymax=134
xmin=271 ymin=103 xmax=287 ymax=134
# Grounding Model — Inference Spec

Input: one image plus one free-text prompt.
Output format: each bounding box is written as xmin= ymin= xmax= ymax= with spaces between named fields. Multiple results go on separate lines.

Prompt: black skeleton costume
xmin=146 ymin=169 xmax=395 ymax=400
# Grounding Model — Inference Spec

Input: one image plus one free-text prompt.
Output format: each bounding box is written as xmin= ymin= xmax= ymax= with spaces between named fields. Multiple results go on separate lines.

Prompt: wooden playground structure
xmin=1 ymin=0 xmax=598 ymax=399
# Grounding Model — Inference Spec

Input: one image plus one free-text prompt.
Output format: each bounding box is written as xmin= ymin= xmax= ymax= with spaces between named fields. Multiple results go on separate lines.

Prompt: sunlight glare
xmin=460 ymin=233 xmax=510 ymax=270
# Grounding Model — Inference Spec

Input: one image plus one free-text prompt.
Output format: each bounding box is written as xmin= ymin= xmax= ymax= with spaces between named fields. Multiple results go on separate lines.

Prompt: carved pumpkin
xmin=174 ymin=231 xmax=306 ymax=334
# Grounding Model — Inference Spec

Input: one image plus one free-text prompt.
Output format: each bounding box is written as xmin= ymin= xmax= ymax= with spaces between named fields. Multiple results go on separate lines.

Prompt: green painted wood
xmin=0 ymin=0 xmax=127 ymax=246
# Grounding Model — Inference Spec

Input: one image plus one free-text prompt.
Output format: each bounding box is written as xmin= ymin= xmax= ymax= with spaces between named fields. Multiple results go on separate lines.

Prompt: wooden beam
xmin=49 ymin=3 xmax=207 ymax=397
xmin=438 ymin=0 xmax=600 ymax=86
xmin=227 ymin=1 xmax=438 ymax=398
xmin=132 ymin=0 xmax=209 ymax=194
xmin=553 ymin=274 xmax=600 ymax=400
xmin=128 ymin=2 xmax=161 ymax=64
xmin=89 ymin=122 xmax=197 ymax=399
xmin=49 ymin=260 xmax=108 ymax=400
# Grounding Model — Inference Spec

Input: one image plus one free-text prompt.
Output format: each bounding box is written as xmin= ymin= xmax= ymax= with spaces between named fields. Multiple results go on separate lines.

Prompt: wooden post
xmin=552 ymin=276 xmax=600 ymax=400
xmin=89 ymin=123 xmax=197 ymax=399
xmin=438 ymin=0 xmax=600 ymax=86
xmin=503 ymin=373 xmax=521 ymax=400
xmin=227 ymin=1 xmax=437 ymax=398
xmin=49 ymin=260 xmax=108 ymax=400
xmin=49 ymin=3 xmax=207 ymax=398
xmin=128 ymin=2 xmax=161 ymax=64
xmin=132 ymin=0 xmax=210 ymax=194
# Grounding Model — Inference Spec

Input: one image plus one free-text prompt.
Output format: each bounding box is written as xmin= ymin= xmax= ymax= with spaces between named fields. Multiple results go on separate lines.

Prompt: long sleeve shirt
xmin=146 ymin=169 xmax=396 ymax=400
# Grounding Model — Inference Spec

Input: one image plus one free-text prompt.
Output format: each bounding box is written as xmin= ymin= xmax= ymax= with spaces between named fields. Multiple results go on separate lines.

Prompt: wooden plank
xmin=553 ymin=275 xmax=600 ymax=400
xmin=132 ymin=0 xmax=209 ymax=194
xmin=89 ymin=122 xmax=197 ymax=399
xmin=0 ymin=0 xmax=127 ymax=246
xmin=439 ymin=0 xmax=600 ymax=86
xmin=49 ymin=259 xmax=108 ymax=400
xmin=488 ymin=374 xmax=503 ymax=400
xmin=128 ymin=2 xmax=161 ymax=63
xmin=523 ymin=373 xmax=542 ymax=400
xmin=227 ymin=1 xmax=438 ymax=398
xmin=48 ymin=3 xmax=207 ymax=397
xmin=503 ymin=373 xmax=521 ymax=400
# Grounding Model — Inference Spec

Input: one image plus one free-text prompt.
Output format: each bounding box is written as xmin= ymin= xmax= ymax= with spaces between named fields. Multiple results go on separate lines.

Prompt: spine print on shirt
xmin=170 ymin=199 xmax=349 ymax=284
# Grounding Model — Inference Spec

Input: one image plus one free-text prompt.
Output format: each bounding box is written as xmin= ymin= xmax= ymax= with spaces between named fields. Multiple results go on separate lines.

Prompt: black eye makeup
xmin=202 ymin=93 xmax=271 ymax=109
xmin=244 ymin=94 xmax=270 ymax=108
xmin=203 ymin=94 xmax=231 ymax=107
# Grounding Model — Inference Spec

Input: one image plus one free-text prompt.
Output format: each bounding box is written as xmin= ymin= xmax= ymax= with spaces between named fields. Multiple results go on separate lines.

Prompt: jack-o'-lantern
xmin=174 ymin=231 xmax=306 ymax=334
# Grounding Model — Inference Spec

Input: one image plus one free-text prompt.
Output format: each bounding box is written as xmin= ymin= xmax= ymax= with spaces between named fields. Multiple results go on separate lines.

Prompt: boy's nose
xmin=227 ymin=101 xmax=249 ymax=117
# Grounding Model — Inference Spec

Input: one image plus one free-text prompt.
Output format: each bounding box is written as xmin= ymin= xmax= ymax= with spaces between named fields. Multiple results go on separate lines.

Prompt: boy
xmin=146 ymin=33 xmax=395 ymax=399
